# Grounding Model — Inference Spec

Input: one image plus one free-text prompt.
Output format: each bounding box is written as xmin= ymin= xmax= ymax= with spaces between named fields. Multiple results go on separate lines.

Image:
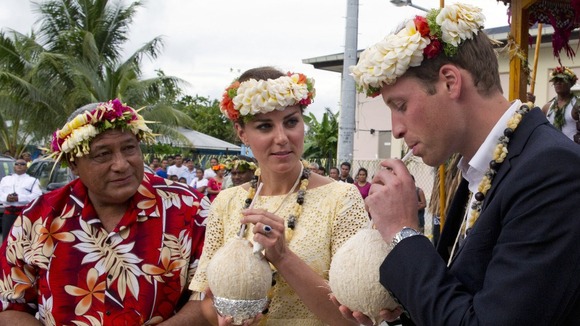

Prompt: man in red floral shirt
xmin=0 ymin=99 xmax=207 ymax=325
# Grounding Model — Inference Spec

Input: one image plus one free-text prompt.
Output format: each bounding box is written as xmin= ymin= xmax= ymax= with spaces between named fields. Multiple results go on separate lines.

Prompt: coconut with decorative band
xmin=207 ymin=237 xmax=272 ymax=324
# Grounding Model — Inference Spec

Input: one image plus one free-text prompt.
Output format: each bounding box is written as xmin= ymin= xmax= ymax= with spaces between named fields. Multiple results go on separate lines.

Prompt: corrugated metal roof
xmin=158 ymin=127 xmax=241 ymax=151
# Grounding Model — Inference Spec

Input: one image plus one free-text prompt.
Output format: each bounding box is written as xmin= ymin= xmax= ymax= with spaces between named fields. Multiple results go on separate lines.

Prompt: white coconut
xmin=329 ymin=228 xmax=398 ymax=325
xmin=207 ymin=237 xmax=272 ymax=300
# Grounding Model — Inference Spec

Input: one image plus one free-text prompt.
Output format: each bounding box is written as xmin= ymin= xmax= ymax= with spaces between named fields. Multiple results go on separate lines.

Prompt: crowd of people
xmin=0 ymin=2 xmax=579 ymax=325
xmin=147 ymin=151 xmax=378 ymax=206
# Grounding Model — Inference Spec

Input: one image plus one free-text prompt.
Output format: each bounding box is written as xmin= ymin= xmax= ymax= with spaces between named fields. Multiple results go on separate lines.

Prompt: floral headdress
xmin=350 ymin=3 xmax=485 ymax=97
xmin=50 ymin=99 xmax=156 ymax=164
xmin=211 ymin=163 xmax=226 ymax=171
xmin=550 ymin=66 xmax=578 ymax=84
xmin=219 ymin=72 xmax=316 ymax=121
xmin=225 ymin=159 xmax=258 ymax=172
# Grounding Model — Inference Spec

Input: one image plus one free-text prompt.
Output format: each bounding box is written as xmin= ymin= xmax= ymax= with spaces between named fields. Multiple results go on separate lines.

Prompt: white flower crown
xmin=350 ymin=3 xmax=485 ymax=97
xmin=220 ymin=72 xmax=315 ymax=121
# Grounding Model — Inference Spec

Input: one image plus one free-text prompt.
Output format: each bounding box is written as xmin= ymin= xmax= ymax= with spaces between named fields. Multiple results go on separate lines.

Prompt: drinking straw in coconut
xmin=401 ymin=150 xmax=414 ymax=163
xmin=237 ymin=183 xmax=264 ymax=238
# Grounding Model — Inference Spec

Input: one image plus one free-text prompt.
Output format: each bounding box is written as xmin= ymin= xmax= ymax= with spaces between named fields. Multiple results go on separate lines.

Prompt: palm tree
xmin=0 ymin=30 xmax=68 ymax=156
xmin=303 ymin=108 xmax=339 ymax=170
xmin=0 ymin=0 xmax=193 ymax=152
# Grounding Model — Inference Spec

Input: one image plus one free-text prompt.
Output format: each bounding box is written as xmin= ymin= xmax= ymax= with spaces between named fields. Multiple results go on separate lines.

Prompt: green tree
xmin=176 ymin=95 xmax=239 ymax=145
xmin=0 ymin=30 xmax=66 ymax=156
xmin=0 ymin=0 xmax=192 ymax=153
xmin=303 ymin=108 xmax=339 ymax=170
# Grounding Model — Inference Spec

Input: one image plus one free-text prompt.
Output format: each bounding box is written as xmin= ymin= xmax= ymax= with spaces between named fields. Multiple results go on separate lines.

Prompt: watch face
xmin=400 ymin=227 xmax=420 ymax=238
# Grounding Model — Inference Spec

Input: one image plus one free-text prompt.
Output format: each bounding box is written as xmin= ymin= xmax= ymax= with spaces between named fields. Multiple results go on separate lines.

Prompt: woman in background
xmin=354 ymin=167 xmax=371 ymax=199
xmin=206 ymin=163 xmax=225 ymax=202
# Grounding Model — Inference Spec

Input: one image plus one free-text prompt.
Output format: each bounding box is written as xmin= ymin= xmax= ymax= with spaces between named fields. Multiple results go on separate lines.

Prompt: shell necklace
xmin=450 ymin=103 xmax=531 ymax=262
xmin=466 ymin=103 xmax=531 ymax=231
xmin=244 ymin=161 xmax=310 ymax=241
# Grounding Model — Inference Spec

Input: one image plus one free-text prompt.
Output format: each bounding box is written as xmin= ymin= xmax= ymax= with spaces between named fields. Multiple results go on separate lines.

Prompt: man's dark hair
xmin=404 ymin=31 xmax=502 ymax=96
xmin=340 ymin=161 xmax=351 ymax=170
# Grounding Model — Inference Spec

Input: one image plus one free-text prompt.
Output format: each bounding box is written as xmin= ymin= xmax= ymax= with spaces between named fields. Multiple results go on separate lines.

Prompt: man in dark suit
xmin=339 ymin=3 xmax=580 ymax=325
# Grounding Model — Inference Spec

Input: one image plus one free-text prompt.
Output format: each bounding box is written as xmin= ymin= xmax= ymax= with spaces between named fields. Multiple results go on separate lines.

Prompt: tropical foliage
xmin=0 ymin=0 xmax=192 ymax=157
xmin=303 ymin=108 xmax=339 ymax=171
xmin=175 ymin=95 xmax=239 ymax=145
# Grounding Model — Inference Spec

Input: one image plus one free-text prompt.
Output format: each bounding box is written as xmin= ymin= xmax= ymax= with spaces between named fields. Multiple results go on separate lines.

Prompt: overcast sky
xmin=2 ymin=0 xmax=510 ymax=118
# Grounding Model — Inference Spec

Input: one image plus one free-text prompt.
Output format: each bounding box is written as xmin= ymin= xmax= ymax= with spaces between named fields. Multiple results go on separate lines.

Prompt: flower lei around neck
xmin=50 ymin=99 xmax=156 ymax=165
xmin=350 ymin=3 xmax=485 ymax=97
xmin=243 ymin=160 xmax=311 ymax=241
xmin=549 ymin=96 xmax=574 ymax=130
xmin=219 ymin=73 xmax=316 ymax=122
xmin=464 ymin=103 xmax=532 ymax=236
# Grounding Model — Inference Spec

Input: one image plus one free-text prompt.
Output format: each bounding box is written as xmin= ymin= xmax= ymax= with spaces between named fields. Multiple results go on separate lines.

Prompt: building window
xmin=378 ymin=131 xmax=392 ymax=159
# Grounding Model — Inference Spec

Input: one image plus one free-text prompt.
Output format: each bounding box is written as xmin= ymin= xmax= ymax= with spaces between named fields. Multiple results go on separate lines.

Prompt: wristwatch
xmin=390 ymin=227 xmax=422 ymax=250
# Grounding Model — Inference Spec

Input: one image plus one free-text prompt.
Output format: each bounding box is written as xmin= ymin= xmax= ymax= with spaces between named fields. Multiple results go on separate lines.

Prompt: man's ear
xmin=68 ymin=160 xmax=79 ymax=176
xmin=440 ymin=64 xmax=462 ymax=99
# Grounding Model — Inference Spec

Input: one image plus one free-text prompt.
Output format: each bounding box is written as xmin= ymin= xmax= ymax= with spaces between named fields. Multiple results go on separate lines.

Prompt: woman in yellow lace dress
xmin=188 ymin=66 xmax=368 ymax=326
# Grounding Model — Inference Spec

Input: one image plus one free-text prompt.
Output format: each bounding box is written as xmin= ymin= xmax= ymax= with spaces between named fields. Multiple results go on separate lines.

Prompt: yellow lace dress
xmin=189 ymin=181 xmax=368 ymax=325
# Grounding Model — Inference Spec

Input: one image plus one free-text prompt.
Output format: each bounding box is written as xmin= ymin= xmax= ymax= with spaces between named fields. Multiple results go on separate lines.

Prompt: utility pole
xmin=337 ymin=0 xmax=358 ymax=164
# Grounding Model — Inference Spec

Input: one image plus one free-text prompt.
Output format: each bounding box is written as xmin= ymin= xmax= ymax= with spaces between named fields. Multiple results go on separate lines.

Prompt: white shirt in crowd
xmin=167 ymin=165 xmax=188 ymax=179
xmin=0 ymin=173 xmax=43 ymax=207
xmin=203 ymin=168 xmax=216 ymax=179
xmin=190 ymin=177 xmax=209 ymax=195
xmin=180 ymin=169 xmax=197 ymax=185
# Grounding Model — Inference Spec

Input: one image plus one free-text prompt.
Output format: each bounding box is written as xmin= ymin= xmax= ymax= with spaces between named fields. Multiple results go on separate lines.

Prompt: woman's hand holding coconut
xmin=202 ymin=288 xmax=264 ymax=326
xmin=241 ymin=208 xmax=288 ymax=264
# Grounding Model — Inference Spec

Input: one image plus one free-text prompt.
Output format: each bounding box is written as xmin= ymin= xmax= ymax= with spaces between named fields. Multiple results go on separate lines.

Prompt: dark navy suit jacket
xmin=380 ymin=108 xmax=580 ymax=325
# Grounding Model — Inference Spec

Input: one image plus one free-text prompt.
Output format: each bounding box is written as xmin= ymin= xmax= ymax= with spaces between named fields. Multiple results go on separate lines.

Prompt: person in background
xmin=156 ymin=158 xmax=169 ymax=179
xmin=339 ymin=3 xmax=580 ymax=325
xmin=309 ymin=162 xmax=320 ymax=174
xmin=226 ymin=155 xmax=258 ymax=187
xmin=166 ymin=155 xmax=175 ymax=167
xmin=167 ymin=154 xmax=187 ymax=178
xmin=328 ymin=167 xmax=340 ymax=181
xmin=0 ymin=158 xmax=42 ymax=240
xmin=412 ymin=175 xmax=427 ymax=233
xmin=149 ymin=157 xmax=160 ymax=171
xmin=168 ymin=174 xmax=179 ymax=182
xmin=203 ymin=157 xmax=219 ymax=179
xmin=189 ymin=168 xmax=208 ymax=195
xmin=318 ymin=166 xmax=326 ymax=176
xmin=354 ymin=167 xmax=371 ymax=199
xmin=178 ymin=176 xmax=188 ymax=184
xmin=221 ymin=158 xmax=233 ymax=189
xmin=188 ymin=66 xmax=368 ymax=325
xmin=526 ymin=92 xmax=536 ymax=105
xmin=206 ymin=163 xmax=225 ymax=202
xmin=180 ymin=158 xmax=197 ymax=185
xmin=339 ymin=161 xmax=354 ymax=183
xmin=20 ymin=152 xmax=33 ymax=167
xmin=541 ymin=66 xmax=580 ymax=144
xmin=0 ymin=99 xmax=207 ymax=324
